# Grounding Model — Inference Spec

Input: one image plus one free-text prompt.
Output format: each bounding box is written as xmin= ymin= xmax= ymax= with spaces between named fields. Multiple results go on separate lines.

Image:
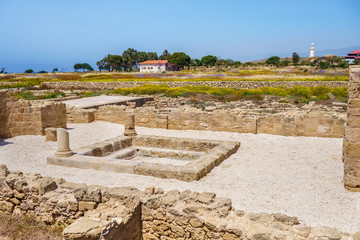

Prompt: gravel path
xmin=0 ymin=121 xmax=359 ymax=233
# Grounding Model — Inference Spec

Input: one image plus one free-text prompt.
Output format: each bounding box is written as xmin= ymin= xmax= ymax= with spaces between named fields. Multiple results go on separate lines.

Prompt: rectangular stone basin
xmin=47 ymin=135 xmax=240 ymax=181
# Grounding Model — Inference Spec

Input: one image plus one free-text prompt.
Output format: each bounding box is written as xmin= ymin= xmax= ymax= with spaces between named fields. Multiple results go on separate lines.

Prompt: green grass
xmin=12 ymin=91 xmax=66 ymax=100
xmin=110 ymin=84 xmax=348 ymax=102
xmin=0 ymin=79 xmax=43 ymax=89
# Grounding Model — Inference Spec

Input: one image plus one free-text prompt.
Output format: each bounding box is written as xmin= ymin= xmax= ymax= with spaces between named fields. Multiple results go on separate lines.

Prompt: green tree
xmin=159 ymin=49 xmax=169 ymax=60
xmin=319 ymin=62 xmax=330 ymax=69
xmin=201 ymin=55 xmax=218 ymax=67
xmin=292 ymin=52 xmax=300 ymax=65
xmin=106 ymin=55 xmax=123 ymax=71
xmin=266 ymin=56 xmax=280 ymax=67
xmin=147 ymin=52 xmax=158 ymax=60
xmin=279 ymin=60 xmax=290 ymax=67
xmin=137 ymin=51 xmax=148 ymax=63
xmin=52 ymin=68 xmax=58 ymax=73
xmin=0 ymin=68 xmax=5 ymax=73
xmin=25 ymin=69 xmax=34 ymax=73
xmin=80 ymin=63 xmax=94 ymax=72
xmin=39 ymin=70 xmax=48 ymax=73
xmin=122 ymin=48 xmax=138 ymax=71
xmin=166 ymin=52 xmax=191 ymax=70
xmin=73 ymin=63 xmax=82 ymax=72
xmin=96 ymin=59 xmax=106 ymax=72
xmin=193 ymin=59 xmax=202 ymax=66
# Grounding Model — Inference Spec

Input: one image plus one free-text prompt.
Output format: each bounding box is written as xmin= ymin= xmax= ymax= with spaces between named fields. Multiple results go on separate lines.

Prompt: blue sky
xmin=1 ymin=0 xmax=359 ymax=72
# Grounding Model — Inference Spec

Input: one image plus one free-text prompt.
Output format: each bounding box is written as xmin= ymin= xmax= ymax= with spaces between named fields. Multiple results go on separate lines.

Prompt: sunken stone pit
xmin=47 ymin=134 xmax=240 ymax=181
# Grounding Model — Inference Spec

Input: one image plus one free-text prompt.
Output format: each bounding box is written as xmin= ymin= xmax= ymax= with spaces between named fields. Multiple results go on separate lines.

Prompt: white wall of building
xmin=140 ymin=64 xmax=166 ymax=73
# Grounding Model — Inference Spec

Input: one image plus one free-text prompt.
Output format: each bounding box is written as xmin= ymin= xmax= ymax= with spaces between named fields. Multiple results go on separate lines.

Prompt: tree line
xmin=92 ymin=48 xmax=243 ymax=72
xmin=3 ymin=49 xmax=355 ymax=74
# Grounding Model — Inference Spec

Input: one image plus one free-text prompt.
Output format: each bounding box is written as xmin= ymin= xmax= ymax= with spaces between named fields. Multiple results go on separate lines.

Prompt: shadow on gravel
xmin=0 ymin=138 xmax=13 ymax=146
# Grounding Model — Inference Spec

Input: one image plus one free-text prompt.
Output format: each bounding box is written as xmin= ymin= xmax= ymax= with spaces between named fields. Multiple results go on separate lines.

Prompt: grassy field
xmin=1 ymin=67 xmax=349 ymax=103
xmin=0 ymin=67 xmax=349 ymax=88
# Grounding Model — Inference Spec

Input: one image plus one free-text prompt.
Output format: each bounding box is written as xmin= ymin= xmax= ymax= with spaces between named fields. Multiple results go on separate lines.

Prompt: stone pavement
xmin=62 ymin=95 xmax=152 ymax=109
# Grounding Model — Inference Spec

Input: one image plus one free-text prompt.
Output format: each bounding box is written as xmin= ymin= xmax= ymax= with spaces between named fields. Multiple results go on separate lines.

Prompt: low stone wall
xmin=0 ymin=165 xmax=357 ymax=240
xmin=0 ymin=164 xmax=143 ymax=240
xmin=343 ymin=66 xmax=360 ymax=191
xmin=0 ymin=92 xmax=67 ymax=138
xmin=40 ymin=80 xmax=348 ymax=91
xmin=87 ymin=105 xmax=346 ymax=138
xmin=67 ymin=105 xmax=95 ymax=123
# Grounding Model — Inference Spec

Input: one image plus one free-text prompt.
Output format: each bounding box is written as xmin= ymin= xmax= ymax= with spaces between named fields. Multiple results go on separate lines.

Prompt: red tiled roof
xmin=139 ymin=60 xmax=168 ymax=65
xmin=348 ymin=50 xmax=360 ymax=55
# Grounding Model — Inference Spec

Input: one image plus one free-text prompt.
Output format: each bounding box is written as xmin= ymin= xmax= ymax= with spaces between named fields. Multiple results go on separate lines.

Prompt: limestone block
xmin=45 ymin=127 xmax=57 ymax=141
xmin=79 ymin=201 xmax=97 ymax=211
xmin=0 ymin=164 xmax=9 ymax=177
xmin=0 ymin=200 xmax=14 ymax=213
xmin=40 ymin=178 xmax=58 ymax=195
xmin=63 ymin=218 xmax=102 ymax=240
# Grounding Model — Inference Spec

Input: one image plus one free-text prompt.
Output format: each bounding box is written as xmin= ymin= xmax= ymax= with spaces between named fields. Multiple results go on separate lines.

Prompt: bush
xmin=25 ymin=69 xmax=34 ymax=73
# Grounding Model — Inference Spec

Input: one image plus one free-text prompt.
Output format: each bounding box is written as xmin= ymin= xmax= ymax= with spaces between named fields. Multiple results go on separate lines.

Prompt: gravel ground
xmin=0 ymin=121 xmax=359 ymax=233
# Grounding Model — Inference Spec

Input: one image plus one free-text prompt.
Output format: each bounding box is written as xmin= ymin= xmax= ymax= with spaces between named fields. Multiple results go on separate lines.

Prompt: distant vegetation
xmin=74 ymin=63 xmax=94 ymax=72
xmin=111 ymin=84 xmax=348 ymax=102
xmin=1 ymin=48 xmax=357 ymax=74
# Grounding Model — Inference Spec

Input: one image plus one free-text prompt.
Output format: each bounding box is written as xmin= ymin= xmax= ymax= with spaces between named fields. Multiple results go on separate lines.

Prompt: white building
xmin=139 ymin=60 xmax=178 ymax=73
xmin=310 ymin=43 xmax=315 ymax=57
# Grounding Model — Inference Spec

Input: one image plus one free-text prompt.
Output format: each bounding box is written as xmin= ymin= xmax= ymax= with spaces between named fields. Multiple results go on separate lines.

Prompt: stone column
xmin=343 ymin=66 xmax=360 ymax=191
xmin=124 ymin=112 xmax=137 ymax=136
xmin=55 ymin=128 xmax=73 ymax=157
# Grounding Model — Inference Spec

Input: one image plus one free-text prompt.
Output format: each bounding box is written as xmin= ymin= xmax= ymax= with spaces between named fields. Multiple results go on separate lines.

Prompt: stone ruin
xmin=0 ymin=92 xmax=67 ymax=138
xmin=0 ymin=67 xmax=360 ymax=239
xmin=0 ymin=164 xmax=358 ymax=240
xmin=47 ymin=114 xmax=240 ymax=181
xmin=343 ymin=66 xmax=360 ymax=191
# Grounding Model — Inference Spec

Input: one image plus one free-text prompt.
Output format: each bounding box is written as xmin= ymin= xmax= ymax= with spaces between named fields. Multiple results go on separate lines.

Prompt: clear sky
xmin=1 ymin=0 xmax=359 ymax=72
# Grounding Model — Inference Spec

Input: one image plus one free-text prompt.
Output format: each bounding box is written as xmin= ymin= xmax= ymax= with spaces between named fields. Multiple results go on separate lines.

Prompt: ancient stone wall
xmin=343 ymin=66 xmax=360 ymax=191
xmin=89 ymin=105 xmax=346 ymax=138
xmin=66 ymin=105 xmax=95 ymax=123
xmin=0 ymin=164 xmax=357 ymax=240
xmin=0 ymin=164 xmax=143 ymax=240
xmin=0 ymin=92 xmax=67 ymax=138
xmin=0 ymin=92 xmax=16 ymax=137
xmin=40 ymin=80 xmax=347 ymax=91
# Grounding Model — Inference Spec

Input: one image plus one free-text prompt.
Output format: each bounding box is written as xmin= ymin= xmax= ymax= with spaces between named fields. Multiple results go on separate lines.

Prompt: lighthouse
xmin=310 ymin=43 xmax=315 ymax=57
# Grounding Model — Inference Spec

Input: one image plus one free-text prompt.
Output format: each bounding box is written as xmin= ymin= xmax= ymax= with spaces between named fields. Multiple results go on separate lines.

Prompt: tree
xmin=122 ymin=48 xmax=138 ymax=71
xmin=166 ymin=52 xmax=191 ymax=70
xmin=96 ymin=60 xmax=106 ymax=72
xmin=159 ymin=49 xmax=169 ymax=60
xmin=201 ymin=55 xmax=218 ymax=67
xmin=194 ymin=59 xmax=202 ymax=66
xmin=80 ymin=63 xmax=94 ymax=72
xmin=25 ymin=69 xmax=34 ymax=73
xmin=74 ymin=63 xmax=82 ymax=72
xmin=279 ymin=60 xmax=290 ymax=67
xmin=137 ymin=51 xmax=148 ymax=63
xmin=106 ymin=55 xmax=123 ymax=71
xmin=39 ymin=70 xmax=48 ymax=73
xmin=292 ymin=52 xmax=300 ymax=65
xmin=0 ymin=68 xmax=5 ymax=73
xmin=147 ymin=52 xmax=158 ymax=60
xmin=52 ymin=68 xmax=58 ymax=73
xmin=74 ymin=63 xmax=93 ymax=72
xmin=266 ymin=56 xmax=280 ymax=67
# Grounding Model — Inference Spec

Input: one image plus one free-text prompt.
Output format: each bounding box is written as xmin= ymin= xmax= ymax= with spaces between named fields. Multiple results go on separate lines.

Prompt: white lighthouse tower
xmin=310 ymin=43 xmax=315 ymax=57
